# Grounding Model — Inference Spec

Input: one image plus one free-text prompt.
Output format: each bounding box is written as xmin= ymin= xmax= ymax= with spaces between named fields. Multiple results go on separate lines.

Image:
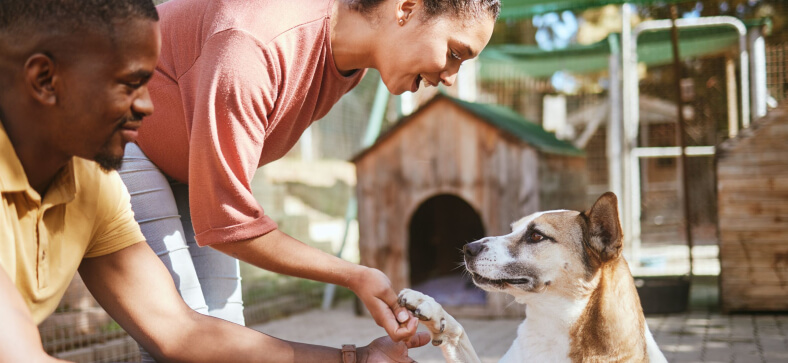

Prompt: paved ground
xmin=251 ymin=278 xmax=788 ymax=363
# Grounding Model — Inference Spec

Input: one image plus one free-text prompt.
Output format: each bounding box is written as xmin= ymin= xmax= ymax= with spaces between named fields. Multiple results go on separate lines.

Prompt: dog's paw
xmin=397 ymin=289 xmax=462 ymax=347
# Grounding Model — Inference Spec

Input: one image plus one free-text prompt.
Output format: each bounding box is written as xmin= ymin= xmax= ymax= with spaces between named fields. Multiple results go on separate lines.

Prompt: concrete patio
xmin=251 ymin=277 xmax=788 ymax=363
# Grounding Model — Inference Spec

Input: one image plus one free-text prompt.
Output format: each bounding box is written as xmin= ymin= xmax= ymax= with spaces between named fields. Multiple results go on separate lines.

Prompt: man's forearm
xmin=0 ymin=269 xmax=67 ymax=363
xmin=151 ymin=310 xmax=348 ymax=362
xmin=78 ymin=243 xmax=351 ymax=363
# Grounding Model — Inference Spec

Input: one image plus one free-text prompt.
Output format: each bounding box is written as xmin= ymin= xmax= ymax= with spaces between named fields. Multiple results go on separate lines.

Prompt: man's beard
xmin=94 ymin=143 xmax=124 ymax=172
xmin=94 ymin=114 xmax=141 ymax=171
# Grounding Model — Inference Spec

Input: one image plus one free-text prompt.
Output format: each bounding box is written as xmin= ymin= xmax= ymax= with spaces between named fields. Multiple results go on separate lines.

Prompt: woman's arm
xmin=211 ymin=229 xmax=420 ymax=342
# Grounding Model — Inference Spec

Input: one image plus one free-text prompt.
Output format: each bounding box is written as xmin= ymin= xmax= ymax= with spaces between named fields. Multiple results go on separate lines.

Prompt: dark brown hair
xmin=350 ymin=0 xmax=501 ymax=21
xmin=0 ymin=0 xmax=158 ymax=35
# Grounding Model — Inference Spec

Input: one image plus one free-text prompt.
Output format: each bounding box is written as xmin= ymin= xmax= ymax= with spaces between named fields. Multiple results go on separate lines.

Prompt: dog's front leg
xmin=398 ymin=289 xmax=481 ymax=363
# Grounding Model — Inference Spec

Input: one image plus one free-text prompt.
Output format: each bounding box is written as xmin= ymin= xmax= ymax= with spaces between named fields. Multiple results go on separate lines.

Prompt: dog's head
xmin=463 ymin=192 xmax=623 ymax=302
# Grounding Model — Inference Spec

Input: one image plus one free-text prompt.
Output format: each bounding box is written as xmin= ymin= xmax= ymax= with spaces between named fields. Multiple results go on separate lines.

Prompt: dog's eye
xmin=530 ymin=232 xmax=544 ymax=243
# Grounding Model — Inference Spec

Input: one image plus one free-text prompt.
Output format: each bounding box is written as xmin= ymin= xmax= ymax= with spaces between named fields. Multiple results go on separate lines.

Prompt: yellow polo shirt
xmin=0 ymin=122 xmax=144 ymax=324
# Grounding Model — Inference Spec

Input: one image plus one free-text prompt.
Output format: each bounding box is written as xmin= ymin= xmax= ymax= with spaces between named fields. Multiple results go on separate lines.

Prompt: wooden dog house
xmin=717 ymin=103 xmax=788 ymax=312
xmin=352 ymin=94 xmax=587 ymax=317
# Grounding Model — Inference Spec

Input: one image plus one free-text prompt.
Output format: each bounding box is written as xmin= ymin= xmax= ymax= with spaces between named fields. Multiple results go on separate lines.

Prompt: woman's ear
xmin=24 ymin=53 xmax=58 ymax=106
xmin=396 ymin=0 xmax=419 ymax=25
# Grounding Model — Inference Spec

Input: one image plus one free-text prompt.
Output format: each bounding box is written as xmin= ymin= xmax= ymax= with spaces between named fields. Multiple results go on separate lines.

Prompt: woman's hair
xmin=350 ymin=0 xmax=501 ymax=21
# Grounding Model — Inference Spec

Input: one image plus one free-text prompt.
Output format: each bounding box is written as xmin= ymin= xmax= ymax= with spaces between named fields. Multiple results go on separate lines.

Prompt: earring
xmin=398 ymin=19 xmax=404 ymax=25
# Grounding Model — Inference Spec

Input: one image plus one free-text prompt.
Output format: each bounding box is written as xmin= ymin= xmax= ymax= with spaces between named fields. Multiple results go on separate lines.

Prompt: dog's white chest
xmin=500 ymin=319 xmax=572 ymax=362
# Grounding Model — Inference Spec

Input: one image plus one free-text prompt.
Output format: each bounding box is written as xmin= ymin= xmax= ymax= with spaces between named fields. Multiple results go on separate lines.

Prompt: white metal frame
xmin=620 ymin=14 xmax=751 ymax=267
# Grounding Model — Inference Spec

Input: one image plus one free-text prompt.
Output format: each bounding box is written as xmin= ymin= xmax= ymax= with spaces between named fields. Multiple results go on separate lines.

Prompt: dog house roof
xmin=352 ymin=93 xmax=583 ymax=162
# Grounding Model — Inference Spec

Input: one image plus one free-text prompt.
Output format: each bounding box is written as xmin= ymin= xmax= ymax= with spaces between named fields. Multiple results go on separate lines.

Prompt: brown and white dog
xmin=398 ymin=192 xmax=666 ymax=363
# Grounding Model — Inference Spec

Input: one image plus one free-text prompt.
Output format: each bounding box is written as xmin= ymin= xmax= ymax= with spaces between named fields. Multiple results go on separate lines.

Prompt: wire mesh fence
xmin=766 ymin=41 xmax=788 ymax=105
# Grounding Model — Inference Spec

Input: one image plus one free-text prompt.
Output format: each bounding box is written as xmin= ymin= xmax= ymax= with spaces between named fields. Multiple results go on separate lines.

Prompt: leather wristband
xmin=341 ymin=344 xmax=356 ymax=363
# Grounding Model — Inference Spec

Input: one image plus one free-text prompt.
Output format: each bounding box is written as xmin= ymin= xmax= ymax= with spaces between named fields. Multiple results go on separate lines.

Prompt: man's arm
xmin=0 ymin=269 xmax=66 ymax=363
xmin=211 ymin=229 xmax=419 ymax=342
xmin=78 ymin=242 xmax=426 ymax=362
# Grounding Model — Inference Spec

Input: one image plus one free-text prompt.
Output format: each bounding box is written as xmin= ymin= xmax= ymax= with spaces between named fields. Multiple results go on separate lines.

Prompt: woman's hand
xmin=350 ymin=266 xmax=419 ymax=342
xmin=357 ymin=332 xmax=430 ymax=362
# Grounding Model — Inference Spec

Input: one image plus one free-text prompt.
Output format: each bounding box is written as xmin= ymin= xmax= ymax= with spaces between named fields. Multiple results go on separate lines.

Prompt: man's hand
xmin=357 ymin=332 xmax=430 ymax=362
xmin=350 ymin=267 xmax=419 ymax=342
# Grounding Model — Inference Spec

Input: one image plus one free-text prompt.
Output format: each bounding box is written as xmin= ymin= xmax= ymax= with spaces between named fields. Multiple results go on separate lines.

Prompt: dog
xmin=398 ymin=192 xmax=666 ymax=363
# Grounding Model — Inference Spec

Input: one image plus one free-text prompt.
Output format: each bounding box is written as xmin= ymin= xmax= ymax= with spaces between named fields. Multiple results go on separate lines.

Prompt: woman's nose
xmin=440 ymin=70 xmax=457 ymax=87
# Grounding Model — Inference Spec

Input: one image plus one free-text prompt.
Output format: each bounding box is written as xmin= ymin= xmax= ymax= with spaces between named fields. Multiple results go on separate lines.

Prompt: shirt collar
xmin=0 ymin=119 xmax=77 ymax=206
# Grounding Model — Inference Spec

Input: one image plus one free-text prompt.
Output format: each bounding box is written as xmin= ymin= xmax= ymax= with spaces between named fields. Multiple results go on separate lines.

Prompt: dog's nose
xmin=464 ymin=241 xmax=486 ymax=257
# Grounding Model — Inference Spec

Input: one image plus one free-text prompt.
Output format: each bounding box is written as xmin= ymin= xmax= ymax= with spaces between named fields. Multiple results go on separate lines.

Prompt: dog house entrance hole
xmin=409 ymin=194 xmax=486 ymax=306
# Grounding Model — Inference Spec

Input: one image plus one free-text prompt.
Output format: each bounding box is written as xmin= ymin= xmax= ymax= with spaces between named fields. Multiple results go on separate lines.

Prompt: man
xmin=0 ymin=0 xmax=427 ymax=361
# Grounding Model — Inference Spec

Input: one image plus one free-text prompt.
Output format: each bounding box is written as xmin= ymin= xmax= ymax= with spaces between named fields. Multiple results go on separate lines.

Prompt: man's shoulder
xmin=71 ymin=157 xmax=128 ymax=206
xmin=72 ymin=157 xmax=120 ymax=185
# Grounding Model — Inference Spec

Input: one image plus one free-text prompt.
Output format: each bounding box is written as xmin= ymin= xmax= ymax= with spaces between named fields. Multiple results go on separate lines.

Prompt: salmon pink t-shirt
xmin=136 ymin=0 xmax=365 ymax=246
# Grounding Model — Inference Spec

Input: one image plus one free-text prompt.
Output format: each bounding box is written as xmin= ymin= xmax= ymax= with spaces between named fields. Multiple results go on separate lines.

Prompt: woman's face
xmin=376 ymin=4 xmax=495 ymax=95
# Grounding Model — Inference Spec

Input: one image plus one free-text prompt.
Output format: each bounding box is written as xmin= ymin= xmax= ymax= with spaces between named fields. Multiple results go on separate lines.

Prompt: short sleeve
xmin=84 ymin=171 xmax=145 ymax=258
xmin=179 ymin=30 xmax=279 ymax=246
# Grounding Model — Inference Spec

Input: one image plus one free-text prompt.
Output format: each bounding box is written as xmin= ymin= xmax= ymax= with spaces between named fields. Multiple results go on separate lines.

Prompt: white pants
xmin=119 ymin=143 xmax=245 ymax=361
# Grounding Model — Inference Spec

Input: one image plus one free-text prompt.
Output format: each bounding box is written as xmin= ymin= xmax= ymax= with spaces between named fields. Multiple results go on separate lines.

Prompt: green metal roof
xmin=352 ymin=94 xmax=583 ymax=162
xmin=447 ymin=95 xmax=584 ymax=156
xmin=499 ymin=0 xmax=691 ymax=19
xmin=479 ymin=19 xmax=768 ymax=79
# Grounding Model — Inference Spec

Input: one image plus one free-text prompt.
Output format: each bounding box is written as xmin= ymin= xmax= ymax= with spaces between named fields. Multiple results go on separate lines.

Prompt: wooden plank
xmin=721 ymin=275 xmax=788 ymax=284
xmin=720 ymin=259 xmax=788 ymax=269
xmin=718 ymin=189 xmax=788 ymax=201
xmin=718 ymin=177 xmax=788 ymax=192
xmin=719 ymin=266 xmax=788 ymax=280
xmin=720 ymin=284 xmax=788 ymax=297
xmin=722 ymin=299 xmax=788 ymax=312
xmin=717 ymin=152 xmax=788 ymax=164
xmin=719 ymin=244 xmax=788 ymax=257
xmin=719 ymin=230 xmax=788 ymax=242
xmin=718 ymin=201 xmax=788 ymax=217
xmin=717 ymin=215 xmax=788 ymax=230
xmin=718 ymin=164 xmax=788 ymax=176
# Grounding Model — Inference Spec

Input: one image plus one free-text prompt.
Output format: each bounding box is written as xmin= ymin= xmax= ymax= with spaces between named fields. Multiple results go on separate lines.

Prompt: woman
xmin=121 ymin=0 xmax=499 ymax=359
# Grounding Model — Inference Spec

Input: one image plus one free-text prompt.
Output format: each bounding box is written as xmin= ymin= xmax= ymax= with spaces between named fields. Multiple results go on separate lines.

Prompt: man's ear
xmin=24 ymin=53 xmax=57 ymax=106
xmin=584 ymin=192 xmax=623 ymax=262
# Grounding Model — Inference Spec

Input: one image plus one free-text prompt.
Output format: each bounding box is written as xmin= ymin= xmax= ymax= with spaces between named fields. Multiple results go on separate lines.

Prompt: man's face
xmin=54 ymin=18 xmax=161 ymax=171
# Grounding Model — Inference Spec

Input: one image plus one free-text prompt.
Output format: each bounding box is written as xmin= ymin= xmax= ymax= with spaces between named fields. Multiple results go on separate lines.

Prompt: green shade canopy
xmin=448 ymin=95 xmax=585 ymax=156
xmin=479 ymin=20 xmax=767 ymax=79
xmin=499 ymin=0 xmax=691 ymax=19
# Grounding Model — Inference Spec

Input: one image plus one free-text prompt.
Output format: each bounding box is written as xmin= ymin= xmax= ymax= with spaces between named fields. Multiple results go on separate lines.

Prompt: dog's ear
xmin=583 ymin=192 xmax=623 ymax=262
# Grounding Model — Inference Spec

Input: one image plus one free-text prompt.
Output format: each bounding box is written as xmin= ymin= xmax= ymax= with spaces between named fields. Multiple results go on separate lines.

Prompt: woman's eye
xmin=450 ymin=50 xmax=461 ymax=60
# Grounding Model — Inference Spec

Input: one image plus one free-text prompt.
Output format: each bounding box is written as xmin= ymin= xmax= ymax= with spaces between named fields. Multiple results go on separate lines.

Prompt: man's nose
xmin=463 ymin=240 xmax=488 ymax=257
xmin=132 ymin=86 xmax=154 ymax=117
